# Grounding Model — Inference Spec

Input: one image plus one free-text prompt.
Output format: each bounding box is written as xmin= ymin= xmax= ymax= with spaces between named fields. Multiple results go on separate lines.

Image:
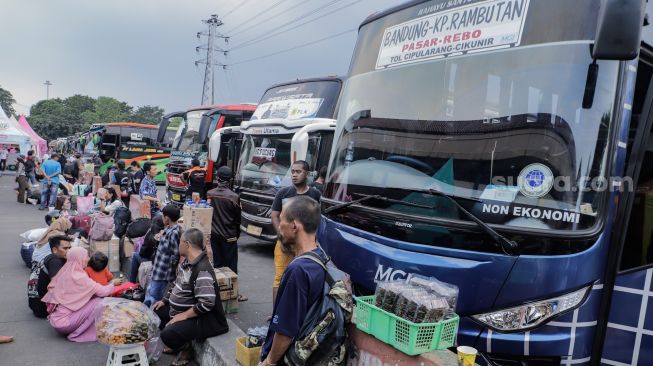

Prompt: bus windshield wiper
xmin=418 ymin=187 xmax=519 ymax=256
xmin=324 ymin=193 xmax=436 ymax=214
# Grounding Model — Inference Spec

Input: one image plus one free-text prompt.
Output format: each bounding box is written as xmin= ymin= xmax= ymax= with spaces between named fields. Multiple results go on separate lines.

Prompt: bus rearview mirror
xmin=592 ymin=0 xmax=646 ymax=60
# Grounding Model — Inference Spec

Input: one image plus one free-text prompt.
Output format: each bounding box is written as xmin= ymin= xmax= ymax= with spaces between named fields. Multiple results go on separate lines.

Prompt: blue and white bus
xmin=319 ymin=0 xmax=653 ymax=364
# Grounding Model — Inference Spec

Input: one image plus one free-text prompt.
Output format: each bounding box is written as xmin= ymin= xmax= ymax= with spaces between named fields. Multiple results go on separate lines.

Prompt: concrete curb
xmin=193 ymin=319 xmax=246 ymax=366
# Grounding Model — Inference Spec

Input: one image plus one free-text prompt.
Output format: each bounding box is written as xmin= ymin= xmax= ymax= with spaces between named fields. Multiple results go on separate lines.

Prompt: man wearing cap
xmin=182 ymin=158 xmax=207 ymax=200
xmin=206 ymin=166 xmax=245 ymax=300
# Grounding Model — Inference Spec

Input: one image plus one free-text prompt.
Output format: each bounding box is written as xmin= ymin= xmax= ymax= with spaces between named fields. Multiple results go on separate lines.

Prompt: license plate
xmin=246 ymin=224 xmax=263 ymax=236
xmin=172 ymin=193 xmax=181 ymax=202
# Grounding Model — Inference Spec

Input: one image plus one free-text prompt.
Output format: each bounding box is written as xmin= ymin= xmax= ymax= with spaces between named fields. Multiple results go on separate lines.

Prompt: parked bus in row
xmin=157 ymin=104 xmax=256 ymax=205
xmin=236 ymin=77 xmax=343 ymax=241
xmin=86 ymin=122 xmax=173 ymax=183
xmin=319 ymin=0 xmax=653 ymax=364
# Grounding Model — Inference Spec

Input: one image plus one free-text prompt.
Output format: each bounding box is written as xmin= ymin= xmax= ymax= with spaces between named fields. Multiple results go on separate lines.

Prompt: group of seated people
xmin=27 ymin=196 xmax=228 ymax=366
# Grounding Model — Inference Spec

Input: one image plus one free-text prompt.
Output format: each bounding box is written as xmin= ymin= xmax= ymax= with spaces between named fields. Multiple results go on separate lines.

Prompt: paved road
xmin=0 ymin=175 xmax=275 ymax=365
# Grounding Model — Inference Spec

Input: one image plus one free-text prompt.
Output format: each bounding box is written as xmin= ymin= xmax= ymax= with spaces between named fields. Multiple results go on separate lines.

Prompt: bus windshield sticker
xmin=254 ymin=147 xmax=277 ymax=160
xmin=479 ymin=184 xmax=520 ymax=203
xmin=517 ymin=163 xmax=554 ymax=198
xmin=376 ymin=0 xmax=530 ymax=69
xmin=252 ymin=97 xmax=324 ymax=121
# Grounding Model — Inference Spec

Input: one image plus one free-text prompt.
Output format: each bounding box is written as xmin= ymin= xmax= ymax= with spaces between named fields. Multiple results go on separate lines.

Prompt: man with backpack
xmin=259 ymin=196 xmax=349 ymax=366
xmin=28 ymin=235 xmax=72 ymax=318
xmin=25 ymin=150 xmax=37 ymax=186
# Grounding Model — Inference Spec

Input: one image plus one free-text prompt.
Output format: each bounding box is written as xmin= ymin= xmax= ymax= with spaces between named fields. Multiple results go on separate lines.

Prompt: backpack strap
xmin=296 ymin=250 xmax=336 ymax=288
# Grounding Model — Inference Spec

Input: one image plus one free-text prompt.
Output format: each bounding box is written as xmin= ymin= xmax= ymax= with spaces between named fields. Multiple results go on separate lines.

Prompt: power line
xmin=229 ymin=0 xmax=312 ymax=37
xmin=224 ymin=0 xmax=291 ymax=34
xmin=222 ymin=0 xmax=251 ymax=19
xmin=230 ymin=28 xmax=356 ymax=66
xmin=230 ymin=0 xmax=361 ymax=52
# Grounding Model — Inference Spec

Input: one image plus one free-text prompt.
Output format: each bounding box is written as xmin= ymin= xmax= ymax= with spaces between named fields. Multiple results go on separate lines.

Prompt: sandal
xmin=162 ymin=346 xmax=175 ymax=354
xmin=0 ymin=335 xmax=13 ymax=344
xmin=237 ymin=294 xmax=248 ymax=302
xmin=171 ymin=349 xmax=193 ymax=366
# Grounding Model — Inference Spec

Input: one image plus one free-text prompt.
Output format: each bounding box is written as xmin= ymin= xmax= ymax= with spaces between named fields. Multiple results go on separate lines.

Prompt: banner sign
xmin=376 ymin=0 xmax=530 ymax=69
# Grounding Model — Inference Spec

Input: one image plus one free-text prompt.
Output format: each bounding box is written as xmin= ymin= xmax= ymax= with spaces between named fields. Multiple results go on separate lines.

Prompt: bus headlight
xmin=472 ymin=286 xmax=590 ymax=332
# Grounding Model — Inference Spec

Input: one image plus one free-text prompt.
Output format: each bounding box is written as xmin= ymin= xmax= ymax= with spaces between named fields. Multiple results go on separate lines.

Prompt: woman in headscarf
xmin=42 ymin=247 xmax=116 ymax=342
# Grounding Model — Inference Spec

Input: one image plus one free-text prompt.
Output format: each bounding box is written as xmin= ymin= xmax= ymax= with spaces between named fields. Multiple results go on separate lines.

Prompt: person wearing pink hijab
xmin=42 ymin=247 xmax=116 ymax=342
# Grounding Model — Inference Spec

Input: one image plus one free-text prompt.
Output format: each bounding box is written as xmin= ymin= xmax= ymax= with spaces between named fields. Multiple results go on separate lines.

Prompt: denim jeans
xmin=144 ymin=279 xmax=167 ymax=307
xmin=39 ymin=181 xmax=58 ymax=209
xmin=129 ymin=252 xmax=149 ymax=283
xmin=28 ymin=171 xmax=37 ymax=185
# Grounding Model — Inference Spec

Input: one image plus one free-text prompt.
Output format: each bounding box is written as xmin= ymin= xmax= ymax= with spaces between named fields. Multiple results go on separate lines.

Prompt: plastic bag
xmin=32 ymin=241 xmax=52 ymax=264
xmin=408 ymin=275 xmax=459 ymax=311
xmin=145 ymin=336 xmax=164 ymax=364
xmin=95 ymin=298 xmax=160 ymax=346
xmin=374 ymin=281 xmax=405 ymax=312
xmin=20 ymin=227 xmax=48 ymax=242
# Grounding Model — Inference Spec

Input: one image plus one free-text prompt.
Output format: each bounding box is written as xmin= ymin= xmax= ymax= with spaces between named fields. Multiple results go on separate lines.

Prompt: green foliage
xmin=0 ymin=85 xmax=16 ymax=117
xmin=81 ymin=96 xmax=132 ymax=128
xmin=129 ymin=105 xmax=165 ymax=124
xmin=28 ymin=94 xmax=167 ymax=141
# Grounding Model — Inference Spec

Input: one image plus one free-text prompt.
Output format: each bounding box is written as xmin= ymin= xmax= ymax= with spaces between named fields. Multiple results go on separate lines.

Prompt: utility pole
xmin=44 ymin=80 xmax=53 ymax=100
xmin=196 ymin=14 xmax=229 ymax=105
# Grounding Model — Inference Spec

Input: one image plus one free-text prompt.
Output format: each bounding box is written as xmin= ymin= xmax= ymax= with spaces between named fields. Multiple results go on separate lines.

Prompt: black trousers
xmin=210 ymin=235 xmax=238 ymax=273
xmin=0 ymin=159 xmax=5 ymax=171
xmin=155 ymin=304 xmax=198 ymax=351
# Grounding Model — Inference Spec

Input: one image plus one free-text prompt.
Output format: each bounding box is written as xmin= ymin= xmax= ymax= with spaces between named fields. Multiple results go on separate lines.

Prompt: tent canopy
xmin=17 ymin=115 xmax=47 ymax=158
xmin=0 ymin=109 xmax=31 ymax=153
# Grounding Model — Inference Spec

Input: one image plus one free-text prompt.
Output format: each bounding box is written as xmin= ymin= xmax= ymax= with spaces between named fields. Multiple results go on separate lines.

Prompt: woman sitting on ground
xmin=97 ymin=186 xmax=124 ymax=216
xmin=42 ymin=247 xmax=120 ymax=342
xmin=129 ymin=215 xmax=164 ymax=283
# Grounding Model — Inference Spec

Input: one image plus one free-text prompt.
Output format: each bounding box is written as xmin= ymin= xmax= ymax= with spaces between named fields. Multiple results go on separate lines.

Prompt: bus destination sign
xmin=376 ymin=0 xmax=530 ymax=69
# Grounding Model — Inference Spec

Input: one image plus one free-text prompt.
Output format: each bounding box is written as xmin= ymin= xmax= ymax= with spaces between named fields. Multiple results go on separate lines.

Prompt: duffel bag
xmin=20 ymin=242 xmax=35 ymax=268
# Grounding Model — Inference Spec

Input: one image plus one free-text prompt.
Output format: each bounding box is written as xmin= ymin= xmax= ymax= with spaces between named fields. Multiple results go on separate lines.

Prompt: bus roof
xmin=95 ymin=122 xmax=159 ymax=129
xmin=358 ymin=0 xmax=426 ymax=30
xmin=186 ymin=104 xmax=257 ymax=113
xmin=262 ymin=76 xmax=344 ymax=92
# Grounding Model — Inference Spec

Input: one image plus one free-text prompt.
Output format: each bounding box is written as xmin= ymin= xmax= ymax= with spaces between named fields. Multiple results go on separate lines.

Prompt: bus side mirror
xmin=198 ymin=114 xmax=213 ymax=145
xmin=158 ymin=111 xmax=184 ymax=143
xmin=592 ymin=0 xmax=646 ymax=60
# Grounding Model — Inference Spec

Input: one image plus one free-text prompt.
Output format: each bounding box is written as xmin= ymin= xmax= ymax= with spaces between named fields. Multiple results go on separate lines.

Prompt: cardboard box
xmin=182 ymin=204 xmax=212 ymax=249
xmin=90 ymin=238 xmax=120 ymax=272
xmin=92 ymin=176 xmax=102 ymax=194
xmin=222 ymin=298 xmax=239 ymax=314
xmin=129 ymin=195 xmax=151 ymax=219
xmin=214 ymin=267 xmax=239 ymax=300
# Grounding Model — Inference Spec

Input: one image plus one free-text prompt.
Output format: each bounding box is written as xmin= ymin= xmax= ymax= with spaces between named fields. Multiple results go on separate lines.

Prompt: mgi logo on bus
xmin=517 ymin=163 xmax=554 ymax=198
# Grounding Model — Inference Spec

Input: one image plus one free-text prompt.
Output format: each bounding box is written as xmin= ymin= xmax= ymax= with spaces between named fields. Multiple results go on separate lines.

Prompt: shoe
xmin=38 ymin=207 xmax=46 ymax=211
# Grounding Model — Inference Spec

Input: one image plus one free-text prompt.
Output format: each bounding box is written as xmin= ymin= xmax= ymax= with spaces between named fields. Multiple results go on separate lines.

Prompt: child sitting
xmin=84 ymin=252 xmax=113 ymax=285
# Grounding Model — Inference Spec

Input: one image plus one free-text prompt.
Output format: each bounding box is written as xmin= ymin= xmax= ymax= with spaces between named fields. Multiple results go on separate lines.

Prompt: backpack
xmin=24 ymin=159 xmax=35 ymax=174
xmin=63 ymin=161 xmax=77 ymax=177
xmin=127 ymin=218 xmax=152 ymax=239
xmin=89 ymin=212 xmax=114 ymax=241
xmin=114 ymin=206 xmax=132 ymax=238
xmin=284 ymin=251 xmax=353 ymax=366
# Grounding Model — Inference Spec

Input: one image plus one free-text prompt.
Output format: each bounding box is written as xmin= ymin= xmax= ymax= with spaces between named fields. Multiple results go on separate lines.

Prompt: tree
xmin=30 ymin=99 xmax=78 ymax=141
xmin=81 ymin=96 xmax=132 ymax=128
xmin=0 ymin=85 xmax=16 ymax=117
xmin=129 ymin=105 xmax=165 ymax=124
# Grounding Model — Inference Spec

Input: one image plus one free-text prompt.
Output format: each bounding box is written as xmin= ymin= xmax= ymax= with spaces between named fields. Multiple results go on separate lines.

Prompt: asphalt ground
xmin=0 ymin=174 xmax=275 ymax=365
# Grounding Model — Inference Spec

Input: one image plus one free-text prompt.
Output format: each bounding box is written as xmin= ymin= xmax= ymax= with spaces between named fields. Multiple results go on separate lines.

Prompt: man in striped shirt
xmin=153 ymin=228 xmax=228 ymax=366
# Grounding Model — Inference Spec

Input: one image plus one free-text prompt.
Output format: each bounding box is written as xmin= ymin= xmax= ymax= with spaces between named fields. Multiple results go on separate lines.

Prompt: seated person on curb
xmin=28 ymin=235 xmax=72 ymax=318
xmin=153 ymin=228 xmax=228 ymax=366
xmin=144 ymin=205 xmax=181 ymax=306
xmin=97 ymin=186 xmax=124 ymax=216
xmin=259 ymin=196 xmax=327 ymax=366
xmin=85 ymin=252 xmax=113 ymax=285
xmin=129 ymin=215 xmax=165 ymax=283
xmin=42 ymin=247 xmax=121 ymax=342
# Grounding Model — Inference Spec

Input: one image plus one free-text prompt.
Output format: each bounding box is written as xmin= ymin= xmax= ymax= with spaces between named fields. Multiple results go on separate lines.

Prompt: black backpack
xmin=24 ymin=159 xmax=35 ymax=173
xmin=284 ymin=251 xmax=353 ymax=366
xmin=126 ymin=218 xmax=151 ymax=239
xmin=113 ymin=206 xmax=132 ymax=238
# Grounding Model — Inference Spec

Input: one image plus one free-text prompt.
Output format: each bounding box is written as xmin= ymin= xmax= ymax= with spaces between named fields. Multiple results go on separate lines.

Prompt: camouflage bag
xmin=284 ymin=250 xmax=353 ymax=366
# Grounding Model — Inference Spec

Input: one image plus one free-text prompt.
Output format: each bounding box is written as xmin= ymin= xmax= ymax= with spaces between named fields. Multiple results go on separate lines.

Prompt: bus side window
xmin=621 ymin=58 xmax=653 ymax=270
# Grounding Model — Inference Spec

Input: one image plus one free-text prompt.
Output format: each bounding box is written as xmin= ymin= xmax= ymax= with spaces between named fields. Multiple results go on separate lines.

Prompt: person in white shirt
xmin=97 ymin=187 xmax=124 ymax=216
xmin=0 ymin=146 xmax=8 ymax=171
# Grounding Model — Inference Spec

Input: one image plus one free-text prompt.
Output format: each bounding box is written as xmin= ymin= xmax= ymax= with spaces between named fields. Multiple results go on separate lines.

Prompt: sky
xmin=1 ymin=0 xmax=405 ymax=116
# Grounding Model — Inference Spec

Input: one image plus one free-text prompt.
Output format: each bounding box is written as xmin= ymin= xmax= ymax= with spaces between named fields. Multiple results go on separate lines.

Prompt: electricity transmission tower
xmin=196 ymin=14 xmax=229 ymax=105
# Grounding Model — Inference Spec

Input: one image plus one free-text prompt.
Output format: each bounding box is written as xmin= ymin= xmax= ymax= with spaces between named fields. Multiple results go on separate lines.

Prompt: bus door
xmin=306 ymin=130 xmax=334 ymax=180
xmin=600 ymin=51 xmax=653 ymax=365
xmin=100 ymin=133 xmax=119 ymax=161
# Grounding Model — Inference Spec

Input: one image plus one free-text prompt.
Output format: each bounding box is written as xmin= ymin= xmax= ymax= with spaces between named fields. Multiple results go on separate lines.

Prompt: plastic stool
xmin=106 ymin=344 xmax=148 ymax=366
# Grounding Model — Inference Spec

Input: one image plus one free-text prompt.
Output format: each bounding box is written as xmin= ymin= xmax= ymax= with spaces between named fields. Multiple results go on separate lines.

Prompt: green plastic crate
xmin=354 ymin=295 xmax=459 ymax=356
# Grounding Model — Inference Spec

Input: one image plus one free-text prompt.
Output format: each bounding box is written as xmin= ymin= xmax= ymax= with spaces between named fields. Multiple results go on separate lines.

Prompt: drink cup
xmin=457 ymin=346 xmax=477 ymax=366
xmin=192 ymin=192 xmax=200 ymax=204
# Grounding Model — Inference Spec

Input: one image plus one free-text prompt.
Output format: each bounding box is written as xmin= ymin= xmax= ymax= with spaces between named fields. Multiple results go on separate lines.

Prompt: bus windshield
xmin=325 ymin=2 xmax=620 ymax=239
xmin=236 ymin=134 xmax=293 ymax=194
xmin=250 ymin=80 xmax=341 ymax=121
xmin=174 ymin=110 xmax=205 ymax=152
